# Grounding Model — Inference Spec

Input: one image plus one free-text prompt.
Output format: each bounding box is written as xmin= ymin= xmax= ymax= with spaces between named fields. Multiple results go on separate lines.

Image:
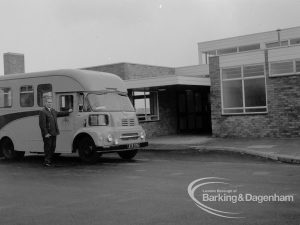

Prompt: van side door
xmin=55 ymin=93 xmax=75 ymax=153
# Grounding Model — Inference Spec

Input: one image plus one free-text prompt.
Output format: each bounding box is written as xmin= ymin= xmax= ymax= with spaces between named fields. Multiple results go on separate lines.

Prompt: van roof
xmin=0 ymin=69 xmax=127 ymax=92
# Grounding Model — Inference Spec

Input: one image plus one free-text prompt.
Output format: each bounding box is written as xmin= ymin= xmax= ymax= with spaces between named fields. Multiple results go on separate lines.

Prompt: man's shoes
xmin=43 ymin=162 xmax=53 ymax=167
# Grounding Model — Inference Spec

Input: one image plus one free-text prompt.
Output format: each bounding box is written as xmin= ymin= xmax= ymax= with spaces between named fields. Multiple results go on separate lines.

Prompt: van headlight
xmin=107 ymin=134 xmax=113 ymax=142
xmin=89 ymin=114 xmax=109 ymax=126
xmin=140 ymin=131 xmax=146 ymax=139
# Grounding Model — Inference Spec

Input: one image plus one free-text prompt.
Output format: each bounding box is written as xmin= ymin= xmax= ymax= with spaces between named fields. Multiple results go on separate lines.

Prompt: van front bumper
xmin=95 ymin=142 xmax=148 ymax=153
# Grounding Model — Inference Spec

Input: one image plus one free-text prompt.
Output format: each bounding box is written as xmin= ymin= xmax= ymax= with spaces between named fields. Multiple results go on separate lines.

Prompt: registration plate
xmin=127 ymin=143 xmax=140 ymax=149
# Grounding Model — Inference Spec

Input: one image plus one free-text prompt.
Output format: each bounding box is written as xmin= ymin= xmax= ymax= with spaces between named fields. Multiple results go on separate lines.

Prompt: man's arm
xmin=56 ymin=109 xmax=72 ymax=117
xmin=39 ymin=110 xmax=48 ymax=137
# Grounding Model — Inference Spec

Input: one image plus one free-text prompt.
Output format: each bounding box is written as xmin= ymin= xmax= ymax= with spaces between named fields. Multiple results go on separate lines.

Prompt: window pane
xmin=222 ymin=67 xmax=242 ymax=79
xmin=134 ymin=98 xmax=145 ymax=115
xmin=20 ymin=85 xmax=34 ymax=107
xmin=145 ymin=98 xmax=150 ymax=114
xmin=222 ymin=80 xmax=243 ymax=108
xmin=133 ymin=91 xmax=159 ymax=121
xmin=239 ymin=44 xmax=260 ymax=52
xmin=223 ymin=108 xmax=243 ymax=114
xmin=244 ymin=78 xmax=266 ymax=107
xmin=245 ymin=108 xmax=267 ymax=113
xmin=38 ymin=84 xmax=52 ymax=107
xmin=59 ymin=95 xmax=73 ymax=111
xmin=20 ymin=86 xmax=33 ymax=92
xmin=0 ymin=88 xmax=12 ymax=108
xmin=195 ymin=92 xmax=202 ymax=113
xmin=270 ymin=61 xmax=293 ymax=75
xmin=290 ymin=38 xmax=300 ymax=45
xmin=217 ymin=47 xmax=237 ymax=55
xmin=266 ymin=40 xmax=288 ymax=48
xmin=243 ymin=64 xmax=264 ymax=77
xmin=296 ymin=60 xmax=300 ymax=72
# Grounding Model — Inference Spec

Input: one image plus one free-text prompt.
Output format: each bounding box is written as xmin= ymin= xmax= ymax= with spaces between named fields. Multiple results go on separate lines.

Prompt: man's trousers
xmin=43 ymin=136 xmax=57 ymax=163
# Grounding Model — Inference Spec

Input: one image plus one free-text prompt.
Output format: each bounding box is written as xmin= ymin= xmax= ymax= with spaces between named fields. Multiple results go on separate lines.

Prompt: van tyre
xmin=1 ymin=138 xmax=25 ymax=160
xmin=78 ymin=137 xmax=99 ymax=163
xmin=118 ymin=149 xmax=138 ymax=160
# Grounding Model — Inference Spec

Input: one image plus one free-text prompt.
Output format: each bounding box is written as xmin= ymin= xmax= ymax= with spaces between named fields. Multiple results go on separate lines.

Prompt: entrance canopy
xmin=124 ymin=75 xmax=210 ymax=89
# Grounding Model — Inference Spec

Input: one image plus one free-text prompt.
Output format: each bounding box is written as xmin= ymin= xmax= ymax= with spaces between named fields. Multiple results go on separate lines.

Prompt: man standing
xmin=39 ymin=97 xmax=72 ymax=167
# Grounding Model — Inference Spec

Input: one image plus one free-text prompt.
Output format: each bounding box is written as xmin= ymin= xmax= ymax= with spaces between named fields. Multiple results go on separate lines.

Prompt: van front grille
xmin=121 ymin=118 xmax=135 ymax=126
xmin=120 ymin=133 xmax=139 ymax=140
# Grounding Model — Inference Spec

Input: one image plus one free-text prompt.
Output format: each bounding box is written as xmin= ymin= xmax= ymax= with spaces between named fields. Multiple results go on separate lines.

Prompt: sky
xmin=0 ymin=0 xmax=300 ymax=74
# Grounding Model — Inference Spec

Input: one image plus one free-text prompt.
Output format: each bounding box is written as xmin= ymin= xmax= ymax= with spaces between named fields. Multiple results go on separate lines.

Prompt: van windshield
xmin=87 ymin=93 xmax=135 ymax=112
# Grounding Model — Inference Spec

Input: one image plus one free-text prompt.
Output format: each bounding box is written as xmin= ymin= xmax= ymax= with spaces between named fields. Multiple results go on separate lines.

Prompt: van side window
xmin=59 ymin=95 xmax=73 ymax=111
xmin=20 ymin=85 xmax=34 ymax=107
xmin=37 ymin=84 xmax=52 ymax=107
xmin=0 ymin=87 xmax=12 ymax=108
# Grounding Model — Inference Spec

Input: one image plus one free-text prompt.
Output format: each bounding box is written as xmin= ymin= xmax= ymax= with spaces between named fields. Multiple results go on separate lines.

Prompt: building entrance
xmin=177 ymin=88 xmax=211 ymax=134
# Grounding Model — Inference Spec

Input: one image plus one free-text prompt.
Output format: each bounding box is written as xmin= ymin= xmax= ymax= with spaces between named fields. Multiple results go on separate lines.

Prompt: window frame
xmin=0 ymin=87 xmax=12 ymax=108
xmin=265 ymin=40 xmax=289 ymax=49
xmin=132 ymin=90 xmax=159 ymax=122
xmin=269 ymin=59 xmax=300 ymax=77
xmin=220 ymin=63 xmax=268 ymax=115
xmin=20 ymin=85 xmax=34 ymax=107
xmin=37 ymin=83 xmax=53 ymax=107
xmin=290 ymin=37 xmax=300 ymax=46
xmin=59 ymin=94 xmax=74 ymax=112
xmin=202 ymin=43 xmax=261 ymax=64
xmin=238 ymin=43 xmax=261 ymax=52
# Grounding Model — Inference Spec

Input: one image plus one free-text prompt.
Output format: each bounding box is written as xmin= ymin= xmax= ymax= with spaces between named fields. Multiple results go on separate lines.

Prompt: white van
xmin=0 ymin=69 xmax=148 ymax=162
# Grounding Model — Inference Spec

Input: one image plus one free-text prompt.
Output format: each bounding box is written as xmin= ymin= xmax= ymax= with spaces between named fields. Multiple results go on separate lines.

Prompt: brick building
xmin=82 ymin=26 xmax=300 ymax=138
xmin=83 ymin=63 xmax=211 ymax=137
xmin=198 ymin=26 xmax=300 ymax=137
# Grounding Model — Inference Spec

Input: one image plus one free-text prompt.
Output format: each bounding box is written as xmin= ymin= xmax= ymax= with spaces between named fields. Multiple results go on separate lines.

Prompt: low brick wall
xmin=210 ymin=56 xmax=300 ymax=138
xmin=140 ymin=88 xmax=177 ymax=138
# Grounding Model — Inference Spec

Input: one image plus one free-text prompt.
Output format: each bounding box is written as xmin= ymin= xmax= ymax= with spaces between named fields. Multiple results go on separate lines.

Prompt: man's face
xmin=45 ymin=98 xmax=53 ymax=108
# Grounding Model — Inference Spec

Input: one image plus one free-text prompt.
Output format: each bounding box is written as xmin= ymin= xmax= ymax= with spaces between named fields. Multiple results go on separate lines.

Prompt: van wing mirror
xmin=79 ymin=104 xmax=83 ymax=112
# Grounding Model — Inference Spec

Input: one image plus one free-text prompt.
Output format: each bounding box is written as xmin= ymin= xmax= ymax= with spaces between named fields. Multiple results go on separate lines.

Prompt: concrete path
xmin=145 ymin=135 xmax=300 ymax=164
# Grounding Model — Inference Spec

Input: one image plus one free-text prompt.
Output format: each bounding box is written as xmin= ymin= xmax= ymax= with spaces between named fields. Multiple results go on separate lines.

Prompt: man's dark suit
xmin=39 ymin=107 xmax=70 ymax=164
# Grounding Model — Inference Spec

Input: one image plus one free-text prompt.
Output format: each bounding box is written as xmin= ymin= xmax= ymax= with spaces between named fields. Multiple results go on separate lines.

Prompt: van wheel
xmin=78 ymin=137 xmax=99 ymax=163
xmin=1 ymin=138 xmax=25 ymax=160
xmin=118 ymin=150 xmax=138 ymax=160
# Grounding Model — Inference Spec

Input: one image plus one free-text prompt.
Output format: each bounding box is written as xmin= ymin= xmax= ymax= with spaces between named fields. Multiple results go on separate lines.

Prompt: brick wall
xmin=139 ymin=88 xmax=178 ymax=137
xmin=3 ymin=53 xmax=25 ymax=75
xmin=210 ymin=56 xmax=300 ymax=138
xmin=84 ymin=63 xmax=127 ymax=79
xmin=84 ymin=63 xmax=174 ymax=80
xmin=124 ymin=63 xmax=174 ymax=79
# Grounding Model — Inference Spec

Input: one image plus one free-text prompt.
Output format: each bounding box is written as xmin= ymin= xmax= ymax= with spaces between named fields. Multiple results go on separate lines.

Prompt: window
xmin=296 ymin=60 xmax=300 ymax=72
xmin=0 ymin=88 xmax=12 ymax=108
xmin=20 ymin=85 xmax=34 ymax=107
xmin=266 ymin=40 xmax=288 ymax=48
xmin=203 ymin=50 xmax=217 ymax=64
xmin=269 ymin=61 xmax=294 ymax=76
xmin=217 ymin=47 xmax=238 ymax=55
xmin=37 ymin=84 xmax=52 ymax=107
xmin=269 ymin=59 xmax=300 ymax=76
xmin=59 ymin=95 xmax=73 ymax=111
xmin=133 ymin=91 xmax=159 ymax=122
xmin=238 ymin=43 xmax=260 ymax=52
xmin=290 ymin=38 xmax=300 ymax=45
xmin=221 ymin=64 xmax=267 ymax=114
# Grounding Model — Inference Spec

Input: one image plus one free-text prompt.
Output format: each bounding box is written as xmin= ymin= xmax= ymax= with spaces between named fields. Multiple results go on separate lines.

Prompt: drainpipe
xmin=276 ymin=29 xmax=281 ymax=46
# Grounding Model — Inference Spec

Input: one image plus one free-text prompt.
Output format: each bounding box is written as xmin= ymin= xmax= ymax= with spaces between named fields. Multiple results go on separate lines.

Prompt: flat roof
xmin=124 ymin=75 xmax=210 ymax=89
